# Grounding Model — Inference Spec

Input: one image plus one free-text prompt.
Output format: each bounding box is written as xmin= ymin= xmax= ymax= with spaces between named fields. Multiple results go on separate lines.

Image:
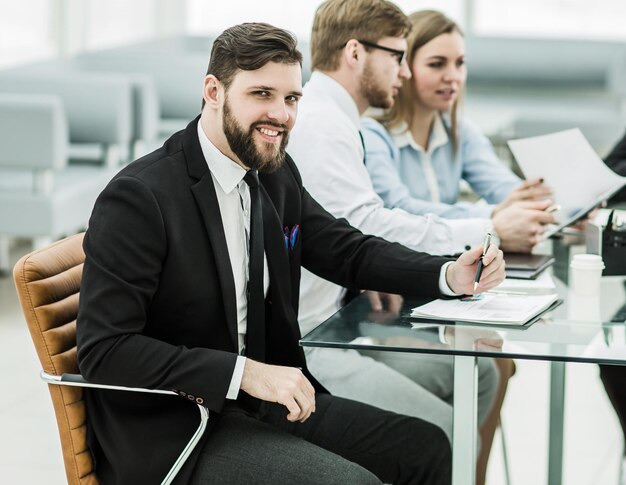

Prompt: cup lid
xmin=570 ymin=253 xmax=605 ymax=269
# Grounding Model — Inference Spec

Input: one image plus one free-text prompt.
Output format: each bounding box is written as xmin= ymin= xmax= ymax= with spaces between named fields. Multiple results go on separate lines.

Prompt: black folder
xmin=504 ymin=253 xmax=555 ymax=280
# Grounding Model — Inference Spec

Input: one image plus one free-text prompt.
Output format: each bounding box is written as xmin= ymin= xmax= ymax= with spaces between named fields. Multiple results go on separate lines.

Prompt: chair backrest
xmin=0 ymin=93 xmax=68 ymax=172
xmin=0 ymin=72 xmax=132 ymax=146
xmin=13 ymin=233 xmax=98 ymax=485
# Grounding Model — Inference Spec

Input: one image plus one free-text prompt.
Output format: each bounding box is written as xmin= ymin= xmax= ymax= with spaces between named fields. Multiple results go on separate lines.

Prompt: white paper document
xmin=410 ymin=293 xmax=558 ymax=325
xmin=508 ymin=129 xmax=626 ymax=237
xmin=490 ymin=272 xmax=556 ymax=295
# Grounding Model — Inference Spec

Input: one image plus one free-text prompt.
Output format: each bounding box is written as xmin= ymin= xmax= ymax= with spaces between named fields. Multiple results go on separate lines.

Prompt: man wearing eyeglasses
xmin=288 ymin=0 xmax=503 ymax=463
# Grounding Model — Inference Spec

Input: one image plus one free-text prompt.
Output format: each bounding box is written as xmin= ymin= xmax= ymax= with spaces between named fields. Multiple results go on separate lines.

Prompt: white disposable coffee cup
xmin=569 ymin=254 xmax=605 ymax=297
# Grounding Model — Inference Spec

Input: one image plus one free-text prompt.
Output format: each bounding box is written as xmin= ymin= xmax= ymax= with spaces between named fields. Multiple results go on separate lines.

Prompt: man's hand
xmin=493 ymin=199 xmax=556 ymax=253
xmin=365 ymin=291 xmax=403 ymax=314
xmin=240 ymin=360 xmax=315 ymax=422
xmin=444 ymin=326 xmax=503 ymax=351
xmin=492 ymin=177 xmax=552 ymax=215
xmin=446 ymin=244 xmax=505 ymax=294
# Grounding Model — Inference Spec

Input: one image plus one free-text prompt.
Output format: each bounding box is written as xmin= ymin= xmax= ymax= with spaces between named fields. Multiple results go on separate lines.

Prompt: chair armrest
xmin=41 ymin=370 xmax=177 ymax=396
xmin=40 ymin=370 xmax=208 ymax=485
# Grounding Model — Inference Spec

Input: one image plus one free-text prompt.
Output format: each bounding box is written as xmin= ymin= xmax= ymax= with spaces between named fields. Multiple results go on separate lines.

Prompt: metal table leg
xmin=548 ymin=361 xmax=566 ymax=485
xmin=453 ymin=355 xmax=478 ymax=485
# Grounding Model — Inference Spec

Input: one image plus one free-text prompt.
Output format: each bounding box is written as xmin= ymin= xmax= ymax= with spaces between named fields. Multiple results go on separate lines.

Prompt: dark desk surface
xmin=301 ymin=252 xmax=626 ymax=365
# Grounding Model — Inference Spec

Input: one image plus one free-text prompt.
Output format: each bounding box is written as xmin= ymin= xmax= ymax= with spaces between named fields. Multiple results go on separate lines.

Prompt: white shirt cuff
xmin=226 ymin=355 xmax=247 ymax=400
xmin=438 ymin=261 xmax=462 ymax=296
xmin=448 ymin=218 xmax=486 ymax=253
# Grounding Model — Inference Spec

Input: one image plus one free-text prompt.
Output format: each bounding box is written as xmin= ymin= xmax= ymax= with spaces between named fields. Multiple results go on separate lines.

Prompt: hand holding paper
xmin=493 ymin=177 xmax=553 ymax=213
xmin=508 ymin=128 xmax=626 ymax=237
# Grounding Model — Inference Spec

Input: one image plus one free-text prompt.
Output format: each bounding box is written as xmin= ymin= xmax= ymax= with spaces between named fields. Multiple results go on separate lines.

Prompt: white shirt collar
xmin=307 ymin=71 xmax=361 ymax=129
xmin=196 ymin=120 xmax=247 ymax=194
xmin=391 ymin=114 xmax=449 ymax=154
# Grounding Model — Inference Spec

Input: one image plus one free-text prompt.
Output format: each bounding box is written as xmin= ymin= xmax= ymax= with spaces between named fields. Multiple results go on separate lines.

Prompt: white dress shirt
xmin=197 ymin=121 xmax=269 ymax=399
xmin=288 ymin=72 xmax=484 ymax=335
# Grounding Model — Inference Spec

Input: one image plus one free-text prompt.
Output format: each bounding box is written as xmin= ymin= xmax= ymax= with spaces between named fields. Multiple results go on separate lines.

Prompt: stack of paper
xmin=410 ymin=292 xmax=558 ymax=326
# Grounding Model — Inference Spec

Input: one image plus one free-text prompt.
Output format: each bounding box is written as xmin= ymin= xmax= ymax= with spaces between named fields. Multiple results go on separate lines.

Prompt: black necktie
xmin=243 ymin=170 xmax=265 ymax=362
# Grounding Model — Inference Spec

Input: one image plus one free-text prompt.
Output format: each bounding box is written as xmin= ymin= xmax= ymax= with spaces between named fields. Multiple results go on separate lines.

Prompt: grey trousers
xmin=190 ymin=393 xmax=451 ymax=485
xmin=305 ymin=347 xmax=499 ymax=442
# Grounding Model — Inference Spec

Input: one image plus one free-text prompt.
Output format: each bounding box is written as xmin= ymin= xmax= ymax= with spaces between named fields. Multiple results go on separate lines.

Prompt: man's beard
xmin=222 ymin=98 xmax=289 ymax=173
xmin=360 ymin=59 xmax=393 ymax=109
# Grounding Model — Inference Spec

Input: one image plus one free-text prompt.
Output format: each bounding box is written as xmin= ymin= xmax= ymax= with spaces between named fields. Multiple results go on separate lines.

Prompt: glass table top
xmin=301 ymin=242 xmax=626 ymax=365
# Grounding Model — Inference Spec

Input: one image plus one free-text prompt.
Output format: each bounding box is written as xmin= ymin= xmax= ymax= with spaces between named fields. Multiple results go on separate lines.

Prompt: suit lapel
xmin=191 ymin=176 xmax=239 ymax=351
xmin=184 ymin=117 xmax=238 ymax=351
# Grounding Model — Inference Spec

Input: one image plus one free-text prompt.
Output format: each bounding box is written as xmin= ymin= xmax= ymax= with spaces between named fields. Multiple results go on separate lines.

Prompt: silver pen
xmin=473 ymin=233 xmax=492 ymax=292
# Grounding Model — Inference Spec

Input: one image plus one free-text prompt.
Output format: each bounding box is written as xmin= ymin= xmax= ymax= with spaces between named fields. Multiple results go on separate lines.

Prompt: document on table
xmin=491 ymin=271 xmax=556 ymax=294
xmin=410 ymin=293 xmax=558 ymax=326
xmin=508 ymin=128 xmax=626 ymax=238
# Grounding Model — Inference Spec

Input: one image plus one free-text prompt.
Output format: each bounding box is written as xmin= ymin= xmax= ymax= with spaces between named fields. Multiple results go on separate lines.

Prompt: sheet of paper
xmin=410 ymin=293 xmax=558 ymax=325
xmin=508 ymin=129 xmax=626 ymax=235
xmin=490 ymin=272 xmax=556 ymax=294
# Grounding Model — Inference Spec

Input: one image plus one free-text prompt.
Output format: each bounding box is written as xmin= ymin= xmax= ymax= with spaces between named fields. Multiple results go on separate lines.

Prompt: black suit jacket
xmin=606 ymin=130 xmax=626 ymax=203
xmin=76 ymin=117 xmax=450 ymax=484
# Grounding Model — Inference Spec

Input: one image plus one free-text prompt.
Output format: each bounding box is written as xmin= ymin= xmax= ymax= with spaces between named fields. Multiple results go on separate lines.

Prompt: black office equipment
xmin=601 ymin=210 xmax=626 ymax=276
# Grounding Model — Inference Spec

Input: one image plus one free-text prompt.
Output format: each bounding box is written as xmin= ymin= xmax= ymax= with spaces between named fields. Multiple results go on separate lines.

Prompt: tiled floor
xmin=0 ymin=241 xmax=622 ymax=484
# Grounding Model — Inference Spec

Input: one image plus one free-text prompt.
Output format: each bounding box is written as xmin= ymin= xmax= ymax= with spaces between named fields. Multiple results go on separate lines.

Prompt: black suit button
xmin=195 ymin=397 xmax=204 ymax=404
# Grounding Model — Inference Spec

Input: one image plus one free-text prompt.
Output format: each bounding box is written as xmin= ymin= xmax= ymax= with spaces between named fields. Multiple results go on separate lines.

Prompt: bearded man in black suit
xmin=76 ymin=22 xmax=504 ymax=485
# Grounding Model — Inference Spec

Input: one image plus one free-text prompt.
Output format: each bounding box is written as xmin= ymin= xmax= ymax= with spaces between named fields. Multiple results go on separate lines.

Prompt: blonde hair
xmin=311 ymin=0 xmax=411 ymax=72
xmin=377 ymin=10 xmax=463 ymax=150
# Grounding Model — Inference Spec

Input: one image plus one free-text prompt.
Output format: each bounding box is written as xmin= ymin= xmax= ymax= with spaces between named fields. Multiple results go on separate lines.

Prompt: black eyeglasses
xmin=357 ymin=39 xmax=406 ymax=65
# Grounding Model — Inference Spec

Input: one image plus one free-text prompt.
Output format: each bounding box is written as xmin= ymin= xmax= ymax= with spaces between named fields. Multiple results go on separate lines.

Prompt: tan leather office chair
xmin=13 ymin=233 xmax=208 ymax=485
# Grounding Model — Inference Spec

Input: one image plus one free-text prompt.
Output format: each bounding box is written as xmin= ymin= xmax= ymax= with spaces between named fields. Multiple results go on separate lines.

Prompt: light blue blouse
xmin=361 ymin=116 xmax=521 ymax=219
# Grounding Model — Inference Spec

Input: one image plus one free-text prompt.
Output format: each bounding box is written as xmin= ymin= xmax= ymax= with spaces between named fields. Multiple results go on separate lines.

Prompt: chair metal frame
xmin=40 ymin=371 xmax=209 ymax=485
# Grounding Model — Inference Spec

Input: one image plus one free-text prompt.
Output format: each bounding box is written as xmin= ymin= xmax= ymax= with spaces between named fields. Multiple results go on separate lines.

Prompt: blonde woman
xmin=362 ymin=10 xmax=550 ymax=223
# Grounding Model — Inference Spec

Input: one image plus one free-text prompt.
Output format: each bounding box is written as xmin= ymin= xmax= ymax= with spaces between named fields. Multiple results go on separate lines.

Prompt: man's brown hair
xmin=311 ymin=0 xmax=411 ymax=72
xmin=202 ymin=22 xmax=302 ymax=108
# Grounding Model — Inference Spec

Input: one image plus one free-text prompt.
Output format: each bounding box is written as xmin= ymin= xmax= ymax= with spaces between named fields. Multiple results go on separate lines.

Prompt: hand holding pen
xmin=445 ymin=236 xmax=506 ymax=295
xmin=473 ymin=233 xmax=492 ymax=292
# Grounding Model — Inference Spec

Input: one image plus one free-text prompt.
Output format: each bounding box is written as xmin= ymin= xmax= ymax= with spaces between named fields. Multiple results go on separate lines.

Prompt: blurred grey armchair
xmin=0 ymin=71 xmax=136 ymax=167
xmin=0 ymin=93 xmax=117 ymax=273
